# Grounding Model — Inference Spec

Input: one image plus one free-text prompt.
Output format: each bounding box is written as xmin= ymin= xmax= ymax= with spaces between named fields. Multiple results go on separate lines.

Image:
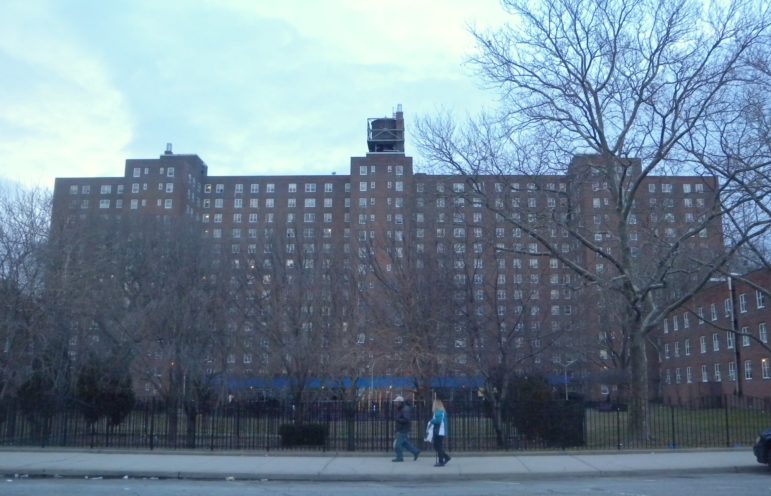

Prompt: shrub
xmin=278 ymin=423 xmax=328 ymax=446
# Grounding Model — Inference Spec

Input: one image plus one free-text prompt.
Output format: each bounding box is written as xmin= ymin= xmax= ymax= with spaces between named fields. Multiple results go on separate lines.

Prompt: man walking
xmin=392 ymin=395 xmax=420 ymax=462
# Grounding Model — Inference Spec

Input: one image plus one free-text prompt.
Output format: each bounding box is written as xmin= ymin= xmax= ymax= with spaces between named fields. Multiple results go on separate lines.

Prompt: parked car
xmin=753 ymin=428 xmax=771 ymax=466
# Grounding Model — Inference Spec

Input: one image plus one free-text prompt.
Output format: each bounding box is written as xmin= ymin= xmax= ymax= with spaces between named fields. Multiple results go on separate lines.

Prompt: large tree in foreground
xmin=416 ymin=0 xmax=771 ymax=436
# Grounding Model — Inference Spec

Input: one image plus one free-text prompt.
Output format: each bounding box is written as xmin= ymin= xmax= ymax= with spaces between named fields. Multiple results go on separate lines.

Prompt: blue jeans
xmin=393 ymin=431 xmax=419 ymax=460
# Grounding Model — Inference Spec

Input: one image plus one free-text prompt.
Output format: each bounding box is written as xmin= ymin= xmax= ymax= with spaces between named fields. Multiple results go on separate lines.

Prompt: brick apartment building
xmin=50 ymin=106 xmax=727 ymax=399
xmin=658 ymin=268 xmax=771 ymax=403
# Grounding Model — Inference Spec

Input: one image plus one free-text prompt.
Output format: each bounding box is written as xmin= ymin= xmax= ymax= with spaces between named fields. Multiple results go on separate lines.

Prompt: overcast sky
xmin=0 ymin=0 xmax=506 ymax=190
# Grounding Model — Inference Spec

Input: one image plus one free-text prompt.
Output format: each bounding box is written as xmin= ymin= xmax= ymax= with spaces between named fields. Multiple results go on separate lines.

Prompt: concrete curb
xmin=1 ymin=464 xmax=764 ymax=483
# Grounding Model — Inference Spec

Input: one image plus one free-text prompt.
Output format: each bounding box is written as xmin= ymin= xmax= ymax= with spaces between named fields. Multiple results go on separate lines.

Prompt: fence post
xmin=149 ymin=399 xmax=155 ymax=451
xmin=669 ymin=405 xmax=677 ymax=449
xmin=724 ymin=396 xmax=731 ymax=448
xmin=616 ymin=406 xmax=622 ymax=450
xmin=209 ymin=408 xmax=216 ymax=451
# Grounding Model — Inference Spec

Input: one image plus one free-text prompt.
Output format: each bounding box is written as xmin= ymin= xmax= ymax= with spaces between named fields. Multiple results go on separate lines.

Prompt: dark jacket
xmin=395 ymin=403 xmax=412 ymax=433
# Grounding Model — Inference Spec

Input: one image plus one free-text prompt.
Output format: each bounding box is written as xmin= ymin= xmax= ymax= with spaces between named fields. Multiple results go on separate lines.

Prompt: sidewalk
xmin=0 ymin=448 xmax=763 ymax=481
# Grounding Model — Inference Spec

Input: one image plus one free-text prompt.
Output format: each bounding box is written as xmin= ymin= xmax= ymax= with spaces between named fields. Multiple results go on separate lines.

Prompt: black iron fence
xmin=0 ymin=395 xmax=768 ymax=452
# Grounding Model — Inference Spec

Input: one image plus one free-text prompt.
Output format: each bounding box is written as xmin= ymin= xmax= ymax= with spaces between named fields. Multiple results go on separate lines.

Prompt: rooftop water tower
xmin=367 ymin=104 xmax=404 ymax=153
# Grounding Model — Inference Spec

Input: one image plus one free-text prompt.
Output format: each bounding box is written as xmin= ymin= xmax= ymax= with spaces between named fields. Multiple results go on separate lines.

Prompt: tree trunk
xmin=490 ymin=399 xmax=508 ymax=449
xmin=185 ymin=407 xmax=197 ymax=449
xmin=628 ymin=329 xmax=649 ymax=440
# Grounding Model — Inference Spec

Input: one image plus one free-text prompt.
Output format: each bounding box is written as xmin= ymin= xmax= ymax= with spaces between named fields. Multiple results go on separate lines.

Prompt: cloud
xmin=0 ymin=0 xmax=133 ymax=189
xmin=0 ymin=0 xmax=505 ymax=187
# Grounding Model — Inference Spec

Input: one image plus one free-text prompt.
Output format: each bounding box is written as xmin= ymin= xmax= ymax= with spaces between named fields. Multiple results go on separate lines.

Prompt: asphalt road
xmin=2 ymin=473 xmax=771 ymax=496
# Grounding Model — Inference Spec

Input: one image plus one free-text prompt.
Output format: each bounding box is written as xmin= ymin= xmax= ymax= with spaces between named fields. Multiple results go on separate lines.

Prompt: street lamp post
xmin=728 ymin=274 xmax=743 ymax=397
xmin=555 ymin=358 xmax=578 ymax=401
xmin=369 ymin=355 xmax=383 ymax=403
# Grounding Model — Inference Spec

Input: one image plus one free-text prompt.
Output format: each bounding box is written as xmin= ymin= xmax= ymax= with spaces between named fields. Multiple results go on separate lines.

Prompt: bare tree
xmin=47 ymin=213 xmax=228 ymax=446
xmin=0 ymin=186 xmax=51 ymax=400
xmin=415 ymin=0 xmax=771 ymax=435
xmin=360 ymin=214 xmax=458 ymax=403
xmin=233 ymin=221 xmax=351 ymax=414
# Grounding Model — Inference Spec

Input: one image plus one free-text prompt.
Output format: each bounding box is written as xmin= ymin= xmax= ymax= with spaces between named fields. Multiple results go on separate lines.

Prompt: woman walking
xmin=431 ymin=399 xmax=451 ymax=467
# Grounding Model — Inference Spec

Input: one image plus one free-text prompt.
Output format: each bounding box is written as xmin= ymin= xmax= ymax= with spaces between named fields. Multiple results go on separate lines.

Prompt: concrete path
xmin=0 ymin=449 xmax=764 ymax=481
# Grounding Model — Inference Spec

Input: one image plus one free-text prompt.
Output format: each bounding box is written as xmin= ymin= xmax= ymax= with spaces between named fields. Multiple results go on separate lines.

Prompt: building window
xmin=760 ymin=323 xmax=768 ymax=344
xmin=726 ymin=331 xmax=735 ymax=349
xmin=763 ymin=359 xmax=770 ymax=379
xmin=164 ymin=199 xmax=172 ymax=209
xmin=700 ymin=336 xmax=707 ymax=354
xmin=714 ymin=363 xmax=721 ymax=382
xmin=742 ymin=327 xmax=751 ymax=347
xmin=757 ymin=290 xmax=766 ymax=309
xmin=167 ymin=167 xmax=175 ymax=177
xmin=712 ymin=333 xmax=720 ymax=351
xmin=701 ymin=365 xmax=708 ymax=382
xmin=744 ymin=360 xmax=753 ymax=380
xmin=728 ymin=361 xmax=736 ymax=382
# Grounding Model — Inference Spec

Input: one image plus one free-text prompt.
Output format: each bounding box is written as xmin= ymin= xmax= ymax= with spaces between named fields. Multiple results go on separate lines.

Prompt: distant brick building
xmin=657 ymin=269 xmax=771 ymax=403
xmin=51 ymin=106 xmax=726 ymax=399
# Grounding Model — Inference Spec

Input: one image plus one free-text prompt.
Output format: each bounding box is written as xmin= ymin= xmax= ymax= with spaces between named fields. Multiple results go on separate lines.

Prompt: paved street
xmin=2 ymin=473 xmax=771 ymax=496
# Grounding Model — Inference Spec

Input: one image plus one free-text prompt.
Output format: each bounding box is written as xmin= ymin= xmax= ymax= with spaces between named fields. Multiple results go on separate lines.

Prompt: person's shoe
xmin=391 ymin=458 xmax=404 ymax=462
xmin=443 ymin=456 xmax=451 ymax=465
xmin=434 ymin=462 xmax=444 ymax=467
xmin=413 ymin=450 xmax=420 ymax=461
